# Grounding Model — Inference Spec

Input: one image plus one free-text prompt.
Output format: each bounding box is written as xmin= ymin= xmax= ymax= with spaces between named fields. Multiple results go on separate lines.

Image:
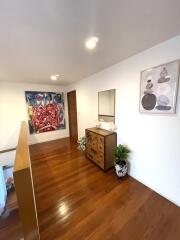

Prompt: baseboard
xmin=129 ymin=174 xmax=180 ymax=207
xmin=28 ymin=134 xmax=70 ymax=145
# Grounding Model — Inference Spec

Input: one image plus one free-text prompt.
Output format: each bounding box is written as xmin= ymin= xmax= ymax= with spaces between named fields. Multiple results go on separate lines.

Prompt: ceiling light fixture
xmin=85 ymin=37 xmax=99 ymax=50
xmin=50 ymin=74 xmax=60 ymax=81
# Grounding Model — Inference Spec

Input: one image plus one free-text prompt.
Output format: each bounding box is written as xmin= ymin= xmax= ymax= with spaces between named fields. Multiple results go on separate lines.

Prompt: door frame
xmin=67 ymin=90 xmax=78 ymax=141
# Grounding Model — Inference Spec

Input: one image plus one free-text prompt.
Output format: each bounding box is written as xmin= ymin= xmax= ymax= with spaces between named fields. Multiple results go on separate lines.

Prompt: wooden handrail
xmin=0 ymin=147 xmax=16 ymax=154
xmin=13 ymin=121 xmax=40 ymax=240
xmin=14 ymin=122 xmax=30 ymax=171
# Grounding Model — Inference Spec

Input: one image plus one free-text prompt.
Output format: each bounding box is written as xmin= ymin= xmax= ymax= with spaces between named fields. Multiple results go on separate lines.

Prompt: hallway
xmin=30 ymin=138 xmax=180 ymax=240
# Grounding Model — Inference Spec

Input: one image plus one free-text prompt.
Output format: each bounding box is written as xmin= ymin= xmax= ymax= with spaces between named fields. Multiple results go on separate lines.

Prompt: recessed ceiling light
xmin=85 ymin=37 xmax=99 ymax=50
xmin=50 ymin=75 xmax=60 ymax=81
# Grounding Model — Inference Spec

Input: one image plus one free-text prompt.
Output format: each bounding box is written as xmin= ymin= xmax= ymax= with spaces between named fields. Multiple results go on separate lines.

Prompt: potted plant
xmin=77 ymin=136 xmax=87 ymax=151
xmin=114 ymin=144 xmax=130 ymax=177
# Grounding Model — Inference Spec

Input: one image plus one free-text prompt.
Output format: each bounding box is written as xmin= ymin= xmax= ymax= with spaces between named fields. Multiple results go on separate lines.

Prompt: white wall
xmin=0 ymin=151 xmax=16 ymax=166
xmin=65 ymin=35 xmax=180 ymax=206
xmin=0 ymin=82 xmax=69 ymax=150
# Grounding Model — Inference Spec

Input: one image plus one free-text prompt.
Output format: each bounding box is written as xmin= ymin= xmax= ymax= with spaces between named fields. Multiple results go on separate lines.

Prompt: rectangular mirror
xmin=98 ymin=89 xmax=115 ymax=122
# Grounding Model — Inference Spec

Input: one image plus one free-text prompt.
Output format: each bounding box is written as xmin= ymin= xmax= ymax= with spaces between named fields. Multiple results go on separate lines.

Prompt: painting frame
xmin=139 ymin=60 xmax=180 ymax=114
xmin=25 ymin=91 xmax=66 ymax=134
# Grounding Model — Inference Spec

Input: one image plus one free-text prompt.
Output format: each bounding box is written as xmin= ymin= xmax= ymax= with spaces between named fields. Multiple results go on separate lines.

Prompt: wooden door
xmin=67 ymin=90 xmax=78 ymax=141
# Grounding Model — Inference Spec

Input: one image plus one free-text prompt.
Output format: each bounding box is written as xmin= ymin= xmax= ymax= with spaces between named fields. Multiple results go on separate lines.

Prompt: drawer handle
xmin=87 ymin=153 xmax=93 ymax=159
xmin=91 ymin=148 xmax=97 ymax=154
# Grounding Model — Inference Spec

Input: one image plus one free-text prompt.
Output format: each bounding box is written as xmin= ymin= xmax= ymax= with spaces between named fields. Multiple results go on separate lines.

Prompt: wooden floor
xmin=30 ymin=138 xmax=180 ymax=240
xmin=0 ymin=190 xmax=22 ymax=240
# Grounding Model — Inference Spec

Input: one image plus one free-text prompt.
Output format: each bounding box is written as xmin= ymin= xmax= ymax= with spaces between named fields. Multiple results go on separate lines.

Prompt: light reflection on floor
xmin=58 ymin=202 xmax=69 ymax=219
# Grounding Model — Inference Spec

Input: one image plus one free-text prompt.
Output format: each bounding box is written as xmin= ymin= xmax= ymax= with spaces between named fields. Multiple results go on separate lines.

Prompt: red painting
xmin=25 ymin=91 xmax=65 ymax=134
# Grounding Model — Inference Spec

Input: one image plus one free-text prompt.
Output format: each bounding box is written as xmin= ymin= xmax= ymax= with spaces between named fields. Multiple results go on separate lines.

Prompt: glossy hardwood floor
xmin=0 ymin=191 xmax=22 ymax=240
xmin=30 ymin=138 xmax=180 ymax=240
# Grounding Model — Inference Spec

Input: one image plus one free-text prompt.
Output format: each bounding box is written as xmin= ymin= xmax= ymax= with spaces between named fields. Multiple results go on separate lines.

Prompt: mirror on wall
xmin=98 ymin=89 xmax=115 ymax=122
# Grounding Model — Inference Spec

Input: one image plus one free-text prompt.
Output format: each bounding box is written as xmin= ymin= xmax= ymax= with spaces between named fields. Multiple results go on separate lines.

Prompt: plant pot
xmin=114 ymin=160 xmax=128 ymax=177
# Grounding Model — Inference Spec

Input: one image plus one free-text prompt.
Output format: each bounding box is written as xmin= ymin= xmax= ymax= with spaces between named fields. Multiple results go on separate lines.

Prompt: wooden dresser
xmin=85 ymin=128 xmax=117 ymax=170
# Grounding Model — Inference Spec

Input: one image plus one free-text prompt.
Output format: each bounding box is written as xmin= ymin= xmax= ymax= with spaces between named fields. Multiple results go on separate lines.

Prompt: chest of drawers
xmin=85 ymin=128 xmax=117 ymax=170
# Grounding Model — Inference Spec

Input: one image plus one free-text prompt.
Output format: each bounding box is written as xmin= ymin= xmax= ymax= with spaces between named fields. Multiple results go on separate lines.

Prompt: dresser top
xmin=86 ymin=127 xmax=116 ymax=136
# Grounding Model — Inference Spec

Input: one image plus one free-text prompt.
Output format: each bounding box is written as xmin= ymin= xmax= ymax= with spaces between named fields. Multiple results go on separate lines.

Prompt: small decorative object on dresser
xmin=114 ymin=144 xmax=130 ymax=177
xmin=85 ymin=128 xmax=117 ymax=170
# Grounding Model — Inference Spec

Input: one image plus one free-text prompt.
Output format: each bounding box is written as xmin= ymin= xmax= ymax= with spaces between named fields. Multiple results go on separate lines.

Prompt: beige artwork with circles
xmin=140 ymin=61 xmax=179 ymax=114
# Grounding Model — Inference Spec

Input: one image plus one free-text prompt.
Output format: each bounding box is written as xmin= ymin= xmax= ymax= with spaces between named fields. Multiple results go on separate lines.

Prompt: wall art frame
xmin=139 ymin=60 xmax=179 ymax=114
xmin=25 ymin=91 xmax=66 ymax=134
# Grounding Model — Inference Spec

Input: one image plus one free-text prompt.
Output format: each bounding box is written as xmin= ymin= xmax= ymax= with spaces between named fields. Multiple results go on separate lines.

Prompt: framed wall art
xmin=140 ymin=60 xmax=179 ymax=114
xmin=25 ymin=91 xmax=66 ymax=134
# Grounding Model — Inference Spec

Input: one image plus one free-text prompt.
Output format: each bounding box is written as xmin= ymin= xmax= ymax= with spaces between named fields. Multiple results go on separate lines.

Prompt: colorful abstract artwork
xmin=140 ymin=61 xmax=179 ymax=114
xmin=25 ymin=91 xmax=65 ymax=134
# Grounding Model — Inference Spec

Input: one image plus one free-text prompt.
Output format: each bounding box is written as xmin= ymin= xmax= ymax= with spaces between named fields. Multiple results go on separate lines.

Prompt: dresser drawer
xmin=86 ymin=149 xmax=104 ymax=168
xmin=97 ymin=136 xmax=104 ymax=153
xmin=86 ymin=131 xmax=98 ymax=151
xmin=86 ymin=147 xmax=97 ymax=161
xmin=97 ymin=152 xmax=104 ymax=162
xmin=93 ymin=154 xmax=104 ymax=169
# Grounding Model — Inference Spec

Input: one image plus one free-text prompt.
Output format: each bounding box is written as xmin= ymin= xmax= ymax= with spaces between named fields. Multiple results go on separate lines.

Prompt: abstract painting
xmin=140 ymin=61 xmax=179 ymax=114
xmin=25 ymin=91 xmax=66 ymax=134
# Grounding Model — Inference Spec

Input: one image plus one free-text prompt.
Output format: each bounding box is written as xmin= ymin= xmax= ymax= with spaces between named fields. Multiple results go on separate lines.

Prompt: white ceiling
xmin=0 ymin=0 xmax=180 ymax=85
